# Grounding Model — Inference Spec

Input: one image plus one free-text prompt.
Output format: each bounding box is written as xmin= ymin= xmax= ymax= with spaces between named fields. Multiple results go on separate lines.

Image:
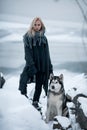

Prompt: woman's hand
xmin=49 ymin=73 xmax=54 ymax=80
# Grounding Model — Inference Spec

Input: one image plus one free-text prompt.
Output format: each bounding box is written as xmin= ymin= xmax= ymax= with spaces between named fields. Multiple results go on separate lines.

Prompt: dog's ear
xmin=49 ymin=74 xmax=54 ymax=85
xmin=59 ymin=74 xmax=63 ymax=81
xmin=49 ymin=73 xmax=54 ymax=80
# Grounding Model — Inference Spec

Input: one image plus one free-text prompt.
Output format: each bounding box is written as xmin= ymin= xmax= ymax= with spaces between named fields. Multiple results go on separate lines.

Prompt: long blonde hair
xmin=28 ymin=17 xmax=46 ymax=36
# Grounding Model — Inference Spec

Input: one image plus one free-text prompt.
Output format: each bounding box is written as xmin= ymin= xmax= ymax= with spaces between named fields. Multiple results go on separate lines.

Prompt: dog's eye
xmin=54 ymin=81 xmax=58 ymax=83
xmin=51 ymin=81 xmax=58 ymax=84
xmin=55 ymin=81 xmax=58 ymax=83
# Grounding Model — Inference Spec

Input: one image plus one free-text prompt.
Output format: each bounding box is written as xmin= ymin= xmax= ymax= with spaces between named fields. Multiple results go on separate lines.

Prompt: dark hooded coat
xmin=19 ymin=32 xmax=53 ymax=95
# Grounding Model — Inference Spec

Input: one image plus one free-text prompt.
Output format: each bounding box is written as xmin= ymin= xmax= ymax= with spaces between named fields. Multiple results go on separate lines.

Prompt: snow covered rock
xmin=72 ymin=94 xmax=87 ymax=130
xmin=53 ymin=116 xmax=71 ymax=130
xmin=0 ymin=72 xmax=5 ymax=88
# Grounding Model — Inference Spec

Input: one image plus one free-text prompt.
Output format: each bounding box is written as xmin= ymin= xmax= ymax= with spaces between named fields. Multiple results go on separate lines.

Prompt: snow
xmin=64 ymin=73 xmax=87 ymax=97
xmin=0 ymin=21 xmax=27 ymax=29
xmin=54 ymin=116 xmax=71 ymax=128
xmin=0 ymin=4 xmax=87 ymax=128
xmin=0 ymin=70 xmax=87 ymax=130
xmin=0 ymin=33 xmax=22 ymax=42
xmin=47 ymin=34 xmax=86 ymax=43
xmin=0 ymin=76 xmax=50 ymax=130
xmin=78 ymin=97 xmax=87 ymax=117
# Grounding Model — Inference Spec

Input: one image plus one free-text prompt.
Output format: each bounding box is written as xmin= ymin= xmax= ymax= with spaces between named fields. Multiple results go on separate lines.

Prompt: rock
xmin=72 ymin=94 xmax=87 ymax=130
xmin=53 ymin=116 xmax=72 ymax=130
xmin=0 ymin=72 xmax=5 ymax=88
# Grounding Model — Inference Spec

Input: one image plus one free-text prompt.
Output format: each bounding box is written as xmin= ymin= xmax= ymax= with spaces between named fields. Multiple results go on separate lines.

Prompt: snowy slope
xmin=0 ymin=70 xmax=87 ymax=130
xmin=0 ymin=76 xmax=50 ymax=130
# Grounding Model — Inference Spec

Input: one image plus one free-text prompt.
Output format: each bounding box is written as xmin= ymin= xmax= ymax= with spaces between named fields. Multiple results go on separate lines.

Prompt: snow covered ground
xmin=0 ymin=70 xmax=87 ymax=130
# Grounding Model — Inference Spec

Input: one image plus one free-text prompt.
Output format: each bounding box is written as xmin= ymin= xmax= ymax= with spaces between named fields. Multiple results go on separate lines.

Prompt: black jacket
xmin=23 ymin=32 xmax=53 ymax=79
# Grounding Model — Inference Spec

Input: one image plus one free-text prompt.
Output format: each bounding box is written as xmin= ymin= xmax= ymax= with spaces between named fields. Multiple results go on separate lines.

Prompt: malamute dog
xmin=46 ymin=74 xmax=68 ymax=123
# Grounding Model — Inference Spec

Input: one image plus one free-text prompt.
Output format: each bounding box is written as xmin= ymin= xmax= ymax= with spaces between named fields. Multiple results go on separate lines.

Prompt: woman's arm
xmin=23 ymin=33 xmax=37 ymax=75
xmin=23 ymin=33 xmax=34 ymax=66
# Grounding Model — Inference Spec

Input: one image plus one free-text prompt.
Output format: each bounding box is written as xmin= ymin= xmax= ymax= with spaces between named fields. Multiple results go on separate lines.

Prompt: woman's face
xmin=33 ymin=20 xmax=42 ymax=32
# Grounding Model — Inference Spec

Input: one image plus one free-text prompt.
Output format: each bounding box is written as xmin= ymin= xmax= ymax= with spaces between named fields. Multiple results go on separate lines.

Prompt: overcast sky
xmin=0 ymin=0 xmax=85 ymax=23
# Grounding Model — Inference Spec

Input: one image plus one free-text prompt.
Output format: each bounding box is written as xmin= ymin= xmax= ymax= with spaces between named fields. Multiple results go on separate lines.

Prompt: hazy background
xmin=0 ymin=0 xmax=84 ymax=23
xmin=0 ymin=0 xmax=87 ymax=76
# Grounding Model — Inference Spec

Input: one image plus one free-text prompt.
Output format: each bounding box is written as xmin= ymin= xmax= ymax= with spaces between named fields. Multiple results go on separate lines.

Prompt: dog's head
xmin=49 ymin=74 xmax=64 ymax=93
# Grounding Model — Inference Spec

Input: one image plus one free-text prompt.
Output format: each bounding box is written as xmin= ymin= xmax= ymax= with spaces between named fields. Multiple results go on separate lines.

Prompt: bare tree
xmin=75 ymin=0 xmax=87 ymax=22
xmin=75 ymin=0 xmax=87 ymax=56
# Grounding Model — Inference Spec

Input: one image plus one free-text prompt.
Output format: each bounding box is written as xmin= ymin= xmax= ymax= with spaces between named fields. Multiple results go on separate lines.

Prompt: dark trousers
xmin=33 ymin=72 xmax=48 ymax=102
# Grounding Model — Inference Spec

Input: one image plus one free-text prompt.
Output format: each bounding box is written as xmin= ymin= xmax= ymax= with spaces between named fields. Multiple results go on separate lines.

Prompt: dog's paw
xmin=45 ymin=118 xmax=49 ymax=123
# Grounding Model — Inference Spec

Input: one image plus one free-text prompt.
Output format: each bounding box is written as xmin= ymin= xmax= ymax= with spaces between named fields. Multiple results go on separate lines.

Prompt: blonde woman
xmin=19 ymin=17 xmax=53 ymax=110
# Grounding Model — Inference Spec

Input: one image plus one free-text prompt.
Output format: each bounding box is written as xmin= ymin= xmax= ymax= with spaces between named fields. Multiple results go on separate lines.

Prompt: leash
xmin=24 ymin=94 xmax=29 ymax=99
